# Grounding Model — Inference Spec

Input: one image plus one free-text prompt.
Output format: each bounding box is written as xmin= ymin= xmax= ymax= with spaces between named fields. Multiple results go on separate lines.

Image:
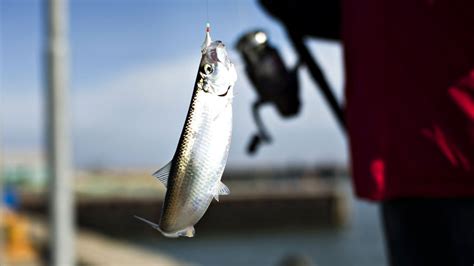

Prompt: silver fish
xmin=135 ymin=24 xmax=237 ymax=238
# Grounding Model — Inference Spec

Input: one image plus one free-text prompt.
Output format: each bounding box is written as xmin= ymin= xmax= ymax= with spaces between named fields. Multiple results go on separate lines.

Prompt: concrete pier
xmin=20 ymin=177 xmax=349 ymax=236
xmin=28 ymin=216 xmax=188 ymax=266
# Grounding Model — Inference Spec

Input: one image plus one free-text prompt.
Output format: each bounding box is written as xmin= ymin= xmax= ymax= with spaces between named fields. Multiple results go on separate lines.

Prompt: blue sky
xmin=1 ymin=0 xmax=347 ymax=169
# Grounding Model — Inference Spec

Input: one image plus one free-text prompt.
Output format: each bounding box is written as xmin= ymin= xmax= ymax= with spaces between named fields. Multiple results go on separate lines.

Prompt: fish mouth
xmin=206 ymin=41 xmax=229 ymax=64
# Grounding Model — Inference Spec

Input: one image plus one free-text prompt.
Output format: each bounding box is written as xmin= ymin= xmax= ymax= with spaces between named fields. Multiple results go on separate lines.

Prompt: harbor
xmin=19 ymin=168 xmax=350 ymax=235
xmin=2 ymin=167 xmax=362 ymax=266
xmin=3 ymin=183 xmax=387 ymax=266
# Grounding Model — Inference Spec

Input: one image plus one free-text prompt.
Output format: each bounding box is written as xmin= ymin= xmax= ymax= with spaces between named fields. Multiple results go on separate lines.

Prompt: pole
xmin=0 ymin=3 xmax=4 ymax=262
xmin=288 ymin=31 xmax=347 ymax=133
xmin=46 ymin=0 xmax=75 ymax=265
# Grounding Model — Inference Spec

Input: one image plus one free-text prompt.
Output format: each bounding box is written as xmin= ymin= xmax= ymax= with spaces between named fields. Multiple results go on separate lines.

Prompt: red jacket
xmin=343 ymin=0 xmax=474 ymax=200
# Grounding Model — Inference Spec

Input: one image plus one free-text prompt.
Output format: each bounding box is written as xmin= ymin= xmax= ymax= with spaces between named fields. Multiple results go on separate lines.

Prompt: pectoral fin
xmin=213 ymin=95 xmax=232 ymax=121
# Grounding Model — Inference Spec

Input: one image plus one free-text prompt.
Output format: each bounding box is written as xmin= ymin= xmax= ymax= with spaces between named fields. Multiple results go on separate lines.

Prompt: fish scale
xmin=135 ymin=25 xmax=237 ymax=238
xmin=161 ymin=90 xmax=231 ymax=229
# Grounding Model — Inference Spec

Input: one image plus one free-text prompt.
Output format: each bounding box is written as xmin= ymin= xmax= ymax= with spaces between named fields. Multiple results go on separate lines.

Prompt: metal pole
xmin=0 ymin=3 xmax=4 ymax=262
xmin=46 ymin=0 xmax=75 ymax=265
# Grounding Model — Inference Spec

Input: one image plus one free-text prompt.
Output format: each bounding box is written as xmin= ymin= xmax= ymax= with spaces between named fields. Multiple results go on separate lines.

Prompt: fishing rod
xmin=287 ymin=29 xmax=346 ymax=132
xmin=236 ymin=0 xmax=345 ymax=154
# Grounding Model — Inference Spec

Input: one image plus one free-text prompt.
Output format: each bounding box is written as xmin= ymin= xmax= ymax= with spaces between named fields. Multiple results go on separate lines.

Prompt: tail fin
xmin=134 ymin=215 xmax=195 ymax=238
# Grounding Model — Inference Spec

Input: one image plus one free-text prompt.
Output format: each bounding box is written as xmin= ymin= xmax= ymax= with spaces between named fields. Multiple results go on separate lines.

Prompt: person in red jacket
xmin=260 ymin=1 xmax=474 ymax=265
xmin=343 ymin=1 xmax=474 ymax=265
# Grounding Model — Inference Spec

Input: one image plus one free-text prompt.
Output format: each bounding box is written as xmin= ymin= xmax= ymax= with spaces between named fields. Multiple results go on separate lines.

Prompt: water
xmin=133 ymin=198 xmax=388 ymax=266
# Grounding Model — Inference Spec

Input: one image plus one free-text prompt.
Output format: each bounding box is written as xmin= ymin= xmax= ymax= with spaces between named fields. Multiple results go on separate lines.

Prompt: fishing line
xmin=206 ymin=0 xmax=209 ymax=24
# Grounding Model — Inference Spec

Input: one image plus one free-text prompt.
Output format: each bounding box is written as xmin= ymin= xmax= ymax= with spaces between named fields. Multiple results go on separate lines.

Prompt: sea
xmin=133 ymin=196 xmax=388 ymax=266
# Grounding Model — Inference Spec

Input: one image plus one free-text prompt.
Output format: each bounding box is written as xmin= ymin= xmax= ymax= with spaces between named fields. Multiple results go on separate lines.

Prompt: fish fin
xmin=164 ymin=226 xmax=195 ymax=238
xmin=152 ymin=161 xmax=172 ymax=188
xmin=134 ymin=215 xmax=161 ymax=230
xmin=178 ymin=226 xmax=195 ymax=238
xmin=213 ymin=97 xmax=233 ymax=121
xmin=213 ymin=181 xmax=230 ymax=201
xmin=134 ymin=215 xmax=195 ymax=238
xmin=218 ymin=181 xmax=230 ymax=195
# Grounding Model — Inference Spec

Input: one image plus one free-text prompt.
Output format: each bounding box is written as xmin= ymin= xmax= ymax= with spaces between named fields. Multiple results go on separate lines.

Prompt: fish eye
xmin=204 ymin=64 xmax=214 ymax=75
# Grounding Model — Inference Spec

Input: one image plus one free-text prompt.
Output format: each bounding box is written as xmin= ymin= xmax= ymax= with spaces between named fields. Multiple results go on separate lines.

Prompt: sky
xmin=0 ymin=0 xmax=347 ymax=170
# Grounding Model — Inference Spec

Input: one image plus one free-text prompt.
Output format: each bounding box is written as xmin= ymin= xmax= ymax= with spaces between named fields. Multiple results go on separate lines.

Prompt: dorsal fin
xmin=152 ymin=161 xmax=172 ymax=188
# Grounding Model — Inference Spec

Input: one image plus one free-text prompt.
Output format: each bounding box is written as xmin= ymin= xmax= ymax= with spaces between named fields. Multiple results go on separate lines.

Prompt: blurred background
xmin=1 ymin=0 xmax=386 ymax=265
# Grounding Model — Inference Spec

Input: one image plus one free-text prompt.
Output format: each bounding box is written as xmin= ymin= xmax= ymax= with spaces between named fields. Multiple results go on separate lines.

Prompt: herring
xmin=135 ymin=23 xmax=237 ymax=238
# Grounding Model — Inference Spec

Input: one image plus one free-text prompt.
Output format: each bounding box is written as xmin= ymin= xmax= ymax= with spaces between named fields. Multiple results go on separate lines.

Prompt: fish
xmin=135 ymin=23 xmax=237 ymax=238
